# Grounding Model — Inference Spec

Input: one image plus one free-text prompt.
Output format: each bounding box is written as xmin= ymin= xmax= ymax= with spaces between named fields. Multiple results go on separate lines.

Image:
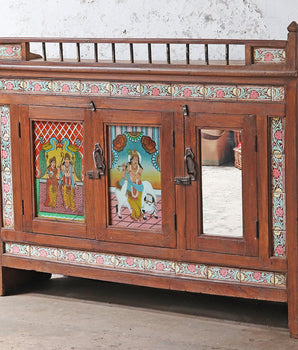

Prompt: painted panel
xmin=271 ymin=117 xmax=286 ymax=257
xmin=33 ymin=121 xmax=84 ymax=222
xmin=0 ymin=44 xmax=22 ymax=60
xmin=4 ymin=242 xmax=287 ymax=289
xmin=1 ymin=105 xmax=14 ymax=228
xmin=254 ymin=48 xmax=286 ymax=64
xmin=0 ymin=78 xmax=286 ymax=103
xmin=108 ymin=125 xmax=162 ymax=230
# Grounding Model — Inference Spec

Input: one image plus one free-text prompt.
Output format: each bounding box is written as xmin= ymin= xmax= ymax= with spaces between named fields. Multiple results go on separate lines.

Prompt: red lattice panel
xmin=34 ymin=121 xmax=83 ymax=178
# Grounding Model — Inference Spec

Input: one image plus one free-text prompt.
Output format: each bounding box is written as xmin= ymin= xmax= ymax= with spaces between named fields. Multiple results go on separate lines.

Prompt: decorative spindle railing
xmin=0 ymin=36 xmax=292 ymax=67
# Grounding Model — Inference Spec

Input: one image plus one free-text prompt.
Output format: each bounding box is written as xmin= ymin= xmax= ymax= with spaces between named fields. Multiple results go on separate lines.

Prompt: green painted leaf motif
xmin=74 ymin=152 xmax=82 ymax=181
xmin=39 ymin=149 xmax=47 ymax=178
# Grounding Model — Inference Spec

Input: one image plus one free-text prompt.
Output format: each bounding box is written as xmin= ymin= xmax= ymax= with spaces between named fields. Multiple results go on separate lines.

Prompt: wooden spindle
xmin=167 ymin=43 xmax=171 ymax=64
xmin=42 ymin=42 xmax=47 ymax=61
xmin=112 ymin=43 xmax=116 ymax=63
xmin=186 ymin=43 xmax=190 ymax=64
xmin=148 ymin=43 xmax=152 ymax=64
xmin=225 ymin=44 xmax=229 ymax=65
xmin=59 ymin=42 xmax=64 ymax=62
xmin=76 ymin=43 xmax=81 ymax=62
xmin=94 ymin=43 xmax=98 ymax=62
xmin=205 ymin=44 xmax=209 ymax=65
xmin=130 ymin=43 xmax=134 ymax=63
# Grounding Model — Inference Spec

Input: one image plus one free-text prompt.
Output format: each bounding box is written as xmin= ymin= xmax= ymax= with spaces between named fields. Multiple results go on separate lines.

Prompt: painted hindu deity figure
xmin=45 ymin=156 xmax=60 ymax=207
xmin=120 ymin=149 xmax=144 ymax=221
xmin=59 ymin=153 xmax=76 ymax=211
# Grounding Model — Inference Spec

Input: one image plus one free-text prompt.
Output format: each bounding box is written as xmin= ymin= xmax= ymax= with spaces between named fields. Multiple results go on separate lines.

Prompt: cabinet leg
xmin=0 ymin=266 xmax=51 ymax=296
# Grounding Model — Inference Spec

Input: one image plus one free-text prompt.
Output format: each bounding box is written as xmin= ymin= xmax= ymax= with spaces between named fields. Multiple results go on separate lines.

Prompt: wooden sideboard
xmin=0 ymin=22 xmax=297 ymax=337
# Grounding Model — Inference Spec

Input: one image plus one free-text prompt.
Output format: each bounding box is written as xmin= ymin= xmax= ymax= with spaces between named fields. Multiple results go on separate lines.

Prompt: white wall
xmin=0 ymin=0 xmax=297 ymax=61
xmin=0 ymin=0 xmax=297 ymax=39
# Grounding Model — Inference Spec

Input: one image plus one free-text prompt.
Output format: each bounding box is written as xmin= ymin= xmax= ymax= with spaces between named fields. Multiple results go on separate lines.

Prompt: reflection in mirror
xmin=200 ymin=129 xmax=242 ymax=237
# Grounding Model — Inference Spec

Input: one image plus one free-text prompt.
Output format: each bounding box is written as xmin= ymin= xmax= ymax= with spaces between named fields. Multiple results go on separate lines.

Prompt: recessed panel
xmin=108 ymin=126 xmax=162 ymax=230
xmin=201 ymin=129 xmax=243 ymax=237
xmin=33 ymin=121 xmax=84 ymax=221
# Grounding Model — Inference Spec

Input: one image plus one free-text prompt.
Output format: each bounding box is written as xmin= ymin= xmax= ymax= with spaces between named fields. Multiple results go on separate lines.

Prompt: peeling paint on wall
xmin=0 ymin=1 xmax=297 ymax=60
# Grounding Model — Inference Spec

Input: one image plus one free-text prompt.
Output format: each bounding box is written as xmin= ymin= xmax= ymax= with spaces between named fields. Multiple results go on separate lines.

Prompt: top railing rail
xmin=0 ymin=26 xmax=296 ymax=68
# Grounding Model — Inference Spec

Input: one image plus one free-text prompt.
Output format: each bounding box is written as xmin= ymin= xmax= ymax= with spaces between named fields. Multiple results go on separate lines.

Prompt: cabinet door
xmin=91 ymin=109 xmax=176 ymax=248
xmin=20 ymin=106 xmax=94 ymax=238
xmin=185 ymin=113 xmax=258 ymax=256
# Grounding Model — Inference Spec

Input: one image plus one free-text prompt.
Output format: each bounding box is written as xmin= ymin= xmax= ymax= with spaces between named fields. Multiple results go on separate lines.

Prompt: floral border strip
xmin=271 ymin=117 xmax=286 ymax=257
xmin=0 ymin=78 xmax=285 ymax=102
xmin=0 ymin=106 xmax=14 ymax=228
xmin=4 ymin=242 xmax=286 ymax=288
xmin=0 ymin=45 xmax=22 ymax=60
xmin=254 ymin=48 xmax=286 ymax=64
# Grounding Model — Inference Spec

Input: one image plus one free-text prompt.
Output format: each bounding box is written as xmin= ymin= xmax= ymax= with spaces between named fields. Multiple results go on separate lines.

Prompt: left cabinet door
xmin=20 ymin=106 xmax=94 ymax=239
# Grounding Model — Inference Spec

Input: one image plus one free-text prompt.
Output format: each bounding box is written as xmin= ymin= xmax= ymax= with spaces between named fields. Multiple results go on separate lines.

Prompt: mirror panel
xmin=200 ymin=129 xmax=242 ymax=237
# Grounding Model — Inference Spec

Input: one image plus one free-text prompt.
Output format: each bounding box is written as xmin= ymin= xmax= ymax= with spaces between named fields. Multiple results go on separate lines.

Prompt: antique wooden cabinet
xmin=0 ymin=22 xmax=297 ymax=337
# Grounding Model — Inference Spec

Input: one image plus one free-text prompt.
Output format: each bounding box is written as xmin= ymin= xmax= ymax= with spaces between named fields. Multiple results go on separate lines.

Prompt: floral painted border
xmin=254 ymin=48 xmax=286 ymax=64
xmin=0 ymin=78 xmax=285 ymax=102
xmin=271 ymin=117 xmax=286 ymax=257
xmin=0 ymin=45 xmax=22 ymax=60
xmin=4 ymin=242 xmax=286 ymax=288
xmin=1 ymin=106 xmax=14 ymax=228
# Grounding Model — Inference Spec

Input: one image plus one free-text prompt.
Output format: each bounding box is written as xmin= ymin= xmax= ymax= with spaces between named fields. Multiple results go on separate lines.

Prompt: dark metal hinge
xmin=182 ymin=104 xmax=189 ymax=116
xmin=172 ymin=130 xmax=175 ymax=148
xmin=174 ymin=213 xmax=177 ymax=231
xmin=18 ymin=122 xmax=21 ymax=138
xmin=256 ymin=220 xmax=259 ymax=239
xmin=22 ymin=200 xmax=24 ymax=215
xmin=89 ymin=101 xmax=96 ymax=112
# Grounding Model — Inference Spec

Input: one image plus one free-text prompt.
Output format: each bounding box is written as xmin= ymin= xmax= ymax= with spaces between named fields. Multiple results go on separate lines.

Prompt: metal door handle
xmin=86 ymin=143 xmax=105 ymax=179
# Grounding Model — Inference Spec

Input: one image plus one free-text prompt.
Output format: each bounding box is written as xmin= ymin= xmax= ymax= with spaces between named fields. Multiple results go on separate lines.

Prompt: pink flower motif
xmin=3 ymin=183 xmax=10 ymax=193
xmin=91 ymin=85 xmax=99 ymax=93
xmin=6 ymin=82 xmax=13 ymax=90
xmin=40 ymin=249 xmax=47 ymax=257
xmin=6 ymin=47 xmax=13 ymax=55
xmin=152 ymin=87 xmax=160 ymax=96
xmin=12 ymin=245 xmax=20 ymax=254
xmin=126 ymin=257 xmax=134 ymax=266
xmin=68 ymin=252 xmax=75 ymax=261
xmin=2 ymin=149 xmax=8 ymax=159
xmin=62 ymin=84 xmax=70 ymax=92
xmin=183 ymin=88 xmax=192 ymax=97
xmin=275 ymin=207 xmax=284 ymax=217
xmin=264 ymin=52 xmax=274 ymax=61
xmin=121 ymin=86 xmax=129 ymax=95
xmin=272 ymin=168 xmax=281 ymax=179
xmin=276 ymin=245 xmax=284 ymax=255
xmin=253 ymin=272 xmax=261 ymax=281
xmin=216 ymin=89 xmax=225 ymax=98
xmin=187 ymin=264 xmax=196 ymax=273
xmin=220 ymin=268 xmax=228 ymax=277
xmin=156 ymin=262 xmax=165 ymax=271
xmin=274 ymin=130 xmax=283 ymax=141
xmin=34 ymin=83 xmax=41 ymax=91
xmin=1 ymin=116 xmax=7 ymax=125
xmin=250 ymin=90 xmax=259 ymax=99
xmin=4 ymin=217 xmax=11 ymax=226
xmin=96 ymin=256 xmax=104 ymax=264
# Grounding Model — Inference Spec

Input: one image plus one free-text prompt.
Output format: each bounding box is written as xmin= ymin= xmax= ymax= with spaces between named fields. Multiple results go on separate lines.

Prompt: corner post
xmin=286 ymin=21 xmax=298 ymax=338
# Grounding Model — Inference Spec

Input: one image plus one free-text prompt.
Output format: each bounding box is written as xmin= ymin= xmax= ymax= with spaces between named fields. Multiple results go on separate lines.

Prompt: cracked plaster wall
xmin=0 ymin=0 xmax=297 ymax=60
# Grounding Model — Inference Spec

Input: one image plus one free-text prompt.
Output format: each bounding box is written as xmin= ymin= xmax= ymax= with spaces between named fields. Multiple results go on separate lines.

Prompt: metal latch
xmin=174 ymin=147 xmax=197 ymax=185
xmin=86 ymin=143 xmax=105 ymax=179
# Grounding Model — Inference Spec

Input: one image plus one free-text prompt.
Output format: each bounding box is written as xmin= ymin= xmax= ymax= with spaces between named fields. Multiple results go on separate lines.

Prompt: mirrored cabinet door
xmin=185 ymin=114 xmax=258 ymax=256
